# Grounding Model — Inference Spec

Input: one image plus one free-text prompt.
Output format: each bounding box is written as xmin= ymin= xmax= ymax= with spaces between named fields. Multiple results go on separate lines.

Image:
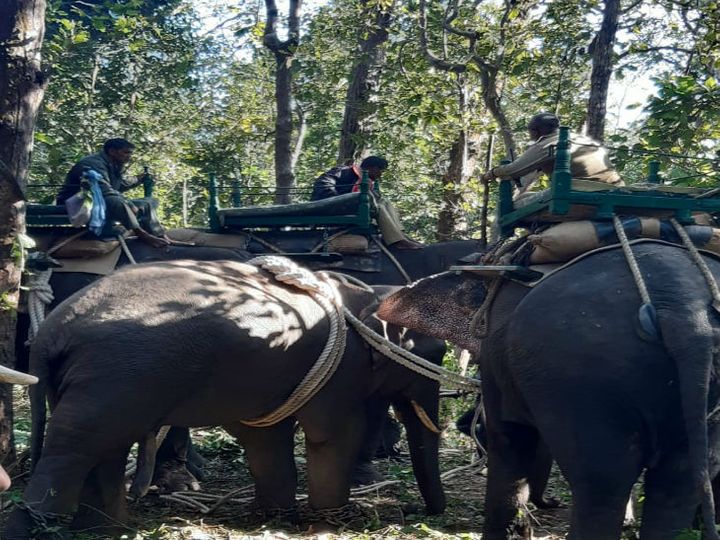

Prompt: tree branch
xmin=418 ymin=0 xmax=470 ymax=73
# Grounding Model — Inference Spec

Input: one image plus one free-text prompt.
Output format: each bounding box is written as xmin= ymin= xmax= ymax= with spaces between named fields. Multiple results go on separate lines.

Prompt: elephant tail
xmin=660 ymin=306 xmax=720 ymax=540
xmin=28 ymin=332 xmax=59 ymax=470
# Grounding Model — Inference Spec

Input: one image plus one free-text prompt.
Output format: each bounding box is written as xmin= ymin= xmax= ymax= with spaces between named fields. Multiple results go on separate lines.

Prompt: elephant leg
xmin=153 ymin=426 xmax=200 ymax=492
xmin=71 ymin=446 xmax=132 ymax=535
xmin=304 ymin=411 xmax=365 ymax=511
xmin=352 ymin=399 xmax=389 ymax=486
xmin=528 ymin=440 xmax=561 ymax=509
xmin=482 ymin=422 xmax=539 ymax=540
xmin=394 ymin=394 xmax=445 ymax=515
xmin=223 ymin=418 xmax=297 ymax=516
xmin=639 ymin=451 xmax=700 ymax=539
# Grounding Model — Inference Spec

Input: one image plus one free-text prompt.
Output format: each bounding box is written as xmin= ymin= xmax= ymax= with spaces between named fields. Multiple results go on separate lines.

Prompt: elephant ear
xmin=377 ymin=271 xmax=487 ymax=353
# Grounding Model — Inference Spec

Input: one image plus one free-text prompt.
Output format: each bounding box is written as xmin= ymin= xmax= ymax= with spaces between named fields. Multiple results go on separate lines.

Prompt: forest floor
xmin=0 ymin=388 xmax=649 ymax=540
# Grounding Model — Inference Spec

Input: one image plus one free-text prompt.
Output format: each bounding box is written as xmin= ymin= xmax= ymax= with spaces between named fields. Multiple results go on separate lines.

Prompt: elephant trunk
xmin=395 ymin=386 xmax=446 ymax=515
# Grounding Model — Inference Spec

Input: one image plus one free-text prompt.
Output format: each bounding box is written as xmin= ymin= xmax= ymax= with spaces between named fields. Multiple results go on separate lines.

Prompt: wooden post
xmin=231 ymin=178 xmax=242 ymax=207
xmin=208 ymin=173 xmax=221 ymax=231
xmin=550 ymin=126 xmax=572 ymax=215
xmin=141 ymin=166 xmax=154 ymax=198
xmin=646 ymin=161 xmax=661 ymax=184
xmin=358 ymin=169 xmax=371 ymax=229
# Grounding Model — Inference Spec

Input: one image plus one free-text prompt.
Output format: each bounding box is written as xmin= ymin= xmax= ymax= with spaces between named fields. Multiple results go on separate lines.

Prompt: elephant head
xmin=377 ymin=271 xmax=488 ymax=353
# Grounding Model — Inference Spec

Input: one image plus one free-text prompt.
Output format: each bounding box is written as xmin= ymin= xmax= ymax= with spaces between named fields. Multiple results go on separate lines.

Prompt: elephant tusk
xmin=411 ymin=400 xmax=442 ymax=434
xmin=0 ymin=364 xmax=37 ymax=386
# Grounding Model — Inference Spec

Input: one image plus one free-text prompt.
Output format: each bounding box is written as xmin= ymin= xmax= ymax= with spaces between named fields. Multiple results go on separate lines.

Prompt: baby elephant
xmin=5 ymin=259 xmax=445 ymax=538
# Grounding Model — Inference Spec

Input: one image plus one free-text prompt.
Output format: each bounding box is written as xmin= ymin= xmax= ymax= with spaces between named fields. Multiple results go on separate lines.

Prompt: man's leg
xmin=134 ymin=200 xmax=166 ymax=237
xmin=103 ymin=194 xmax=169 ymax=247
xmin=377 ymin=200 xmax=422 ymax=249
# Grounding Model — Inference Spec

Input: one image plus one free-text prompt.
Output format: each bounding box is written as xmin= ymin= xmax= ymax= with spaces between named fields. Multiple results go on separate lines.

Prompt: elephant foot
xmin=530 ymin=495 xmax=563 ymax=509
xmin=351 ymin=460 xmax=384 ymax=487
xmin=3 ymin=505 xmax=73 ymax=540
xmin=248 ymin=501 xmax=299 ymax=526
xmin=152 ymin=458 xmax=201 ymax=493
xmin=303 ymin=503 xmax=368 ymax=532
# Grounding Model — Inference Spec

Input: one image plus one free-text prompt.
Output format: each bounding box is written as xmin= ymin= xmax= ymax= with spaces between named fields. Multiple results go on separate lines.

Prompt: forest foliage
xmin=29 ymin=0 xmax=720 ymax=239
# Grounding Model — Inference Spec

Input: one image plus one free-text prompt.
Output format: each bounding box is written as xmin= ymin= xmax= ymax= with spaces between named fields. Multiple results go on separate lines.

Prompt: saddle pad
xmin=53 ymin=246 xmax=122 ymax=275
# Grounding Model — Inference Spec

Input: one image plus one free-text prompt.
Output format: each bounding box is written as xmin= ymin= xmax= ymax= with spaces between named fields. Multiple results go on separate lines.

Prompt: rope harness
xmin=240 ymin=255 xmax=481 ymax=429
xmin=242 ymin=256 xmax=348 ymax=427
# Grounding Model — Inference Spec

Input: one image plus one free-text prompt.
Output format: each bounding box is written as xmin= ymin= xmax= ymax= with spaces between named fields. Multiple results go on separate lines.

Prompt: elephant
xmin=377 ymin=241 xmax=720 ymax=539
xmin=16 ymin=238 xmax=252 ymax=491
xmin=4 ymin=258 xmax=446 ymax=538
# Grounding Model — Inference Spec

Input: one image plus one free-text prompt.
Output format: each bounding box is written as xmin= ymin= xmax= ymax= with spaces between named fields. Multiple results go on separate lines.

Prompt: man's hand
xmin=480 ymin=169 xmax=495 ymax=182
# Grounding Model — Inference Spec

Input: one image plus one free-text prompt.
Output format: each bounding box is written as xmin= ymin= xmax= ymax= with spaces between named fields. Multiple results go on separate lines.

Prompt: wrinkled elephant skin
xmin=4 ymin=260 xmax=444 ymax=538
xmin=378 ymin=243 xmax=720 ymax=540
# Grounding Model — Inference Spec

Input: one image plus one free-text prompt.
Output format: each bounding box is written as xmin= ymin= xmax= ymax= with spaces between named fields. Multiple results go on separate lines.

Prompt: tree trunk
xmin=0 ymin=0 xmax=47 ymax=462
xmin=336 ymin=0 xmax=394 ymax=164
xmin=263 ymin=0 xmax=302 ymax=204
xmin=436 ymin=129 xmax=481 ymax=241
xmin=586 ymin=0 xmax=620 ymax=141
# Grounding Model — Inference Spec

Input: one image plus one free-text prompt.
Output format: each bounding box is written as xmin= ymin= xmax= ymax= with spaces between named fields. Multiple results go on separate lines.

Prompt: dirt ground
xmin=0 ymin=396 xmax=576 ymax=540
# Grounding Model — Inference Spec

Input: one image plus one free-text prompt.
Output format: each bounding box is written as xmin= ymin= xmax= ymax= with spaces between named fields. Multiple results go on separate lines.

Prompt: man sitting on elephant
xmin=311 ymin=156 xmax=423 ymax=250
xmin=481 ymin=112 xmax=623 ymax=197
xmin=57 ymin=138 xmax=170 ymax=248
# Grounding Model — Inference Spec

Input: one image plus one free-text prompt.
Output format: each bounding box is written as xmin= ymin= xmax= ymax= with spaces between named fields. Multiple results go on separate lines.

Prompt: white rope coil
xmin=243 ymin=256 xmax=347 ymax=427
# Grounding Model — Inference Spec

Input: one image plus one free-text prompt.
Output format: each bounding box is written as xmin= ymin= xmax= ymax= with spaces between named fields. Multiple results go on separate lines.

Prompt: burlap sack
xmin=529 ymin=221 xmax=599 ymax=264
xmin=327 ymin=234 xmax=369 ymax=254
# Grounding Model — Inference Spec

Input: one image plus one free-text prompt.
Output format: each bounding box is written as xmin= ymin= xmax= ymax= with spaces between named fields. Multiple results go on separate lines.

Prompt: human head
xmin=527 ymin=113 xmax=560 ymax=140
xmin=103 ymin=138 xmax=135 ymax=166
xmin=0 ymin=365 xmax=37 ymax=491
xmin=360 ymin=156 xmax=388 ymax=181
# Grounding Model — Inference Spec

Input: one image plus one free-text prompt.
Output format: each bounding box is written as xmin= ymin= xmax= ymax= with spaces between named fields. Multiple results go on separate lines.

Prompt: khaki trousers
xmin=377 ymin=199 xmax=406 ymax=245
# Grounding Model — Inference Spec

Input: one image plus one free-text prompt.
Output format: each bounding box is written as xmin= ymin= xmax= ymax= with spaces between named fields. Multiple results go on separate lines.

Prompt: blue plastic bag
xmin=84 ymin=170 xmax=107 ymax=236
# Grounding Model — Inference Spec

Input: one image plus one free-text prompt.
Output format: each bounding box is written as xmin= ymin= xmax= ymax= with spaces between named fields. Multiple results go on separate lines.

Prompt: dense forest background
xmin=28 ymin=0 xmax=720 ymax=241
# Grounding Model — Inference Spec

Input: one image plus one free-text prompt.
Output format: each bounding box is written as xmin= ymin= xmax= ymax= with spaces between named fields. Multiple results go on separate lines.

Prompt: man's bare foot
xmin=393 ymin=238 xmax=424 ymax=250
xmin=136 ymin=229 xmax=171 ymax=248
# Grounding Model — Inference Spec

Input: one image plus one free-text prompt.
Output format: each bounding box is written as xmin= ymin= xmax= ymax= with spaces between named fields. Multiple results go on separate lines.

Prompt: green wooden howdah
xmin=497 ymin=126 xmax=720 ymax=237
xmin=208 ymin=170 xmax=376 ymax=233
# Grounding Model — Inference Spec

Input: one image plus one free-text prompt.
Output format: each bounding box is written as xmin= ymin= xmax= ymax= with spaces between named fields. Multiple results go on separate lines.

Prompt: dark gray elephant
xmin=17 ymin=239 xmax=252 ymax=491
xmin=378 ymin=241 xmax=720 ymax=540
xmin=5 ymin=258 xmax=445 ymax=538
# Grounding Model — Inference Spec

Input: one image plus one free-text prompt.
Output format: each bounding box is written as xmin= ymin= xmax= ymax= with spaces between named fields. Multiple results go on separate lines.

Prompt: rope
xmin=469 ymin=277 xmax=503 ymax=338
xmin=370 ymin=236 xmax=412 ymax=285
xmin=323 ymin=271 xmax=374 ymax=292
xmin=612 ymin=216 xmax=652 ymax=305
xmin=117 ymin=235 xmax=137 ymax=265
xmin=26 ymin=269 xmax=54 ymax=344
xmin=669 ymin=218 xmax=720 ymax=312
xmin=247 ymin=232 xmax=284 ymax=253
xmin=242 ymin=256 xmax=347 ymax=427
xmin=310 ymin=228 xmax=352 ymax=253
xmin=343 ymin=309 xmax=481 ymax=392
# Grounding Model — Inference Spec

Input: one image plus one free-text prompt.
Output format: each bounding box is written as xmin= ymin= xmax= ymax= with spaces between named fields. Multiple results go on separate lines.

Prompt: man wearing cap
xmin=481 ymin=113 xmax=622 ymax=194
xmin=311 ymin=156 xmax=423 ymax=249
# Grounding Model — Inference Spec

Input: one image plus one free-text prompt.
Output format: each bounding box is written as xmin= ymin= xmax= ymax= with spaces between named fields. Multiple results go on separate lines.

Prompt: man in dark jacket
xmin=57 ymin=138 xmax=169 ymax=247
xmin=311 ymin=156 xmax=422 ymax=249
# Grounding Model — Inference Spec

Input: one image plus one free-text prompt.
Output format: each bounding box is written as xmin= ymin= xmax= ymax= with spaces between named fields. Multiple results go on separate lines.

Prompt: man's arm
xmin=311 ymin=168 xmax=343 ymax=200
xmin=487 ymin=137 xmax=556 ymax=180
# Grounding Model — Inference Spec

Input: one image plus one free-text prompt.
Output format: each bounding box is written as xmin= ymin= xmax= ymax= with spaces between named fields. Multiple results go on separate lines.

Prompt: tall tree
xmin=0 ymin=0 xmax=47 ymax=460
xmin=337 ymin=0 xmax=394 ymax=163
xmin=264 ymin=0 xmax=302 ymax=204
xmin=586 ymin=0 xmax=620 ymax=141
